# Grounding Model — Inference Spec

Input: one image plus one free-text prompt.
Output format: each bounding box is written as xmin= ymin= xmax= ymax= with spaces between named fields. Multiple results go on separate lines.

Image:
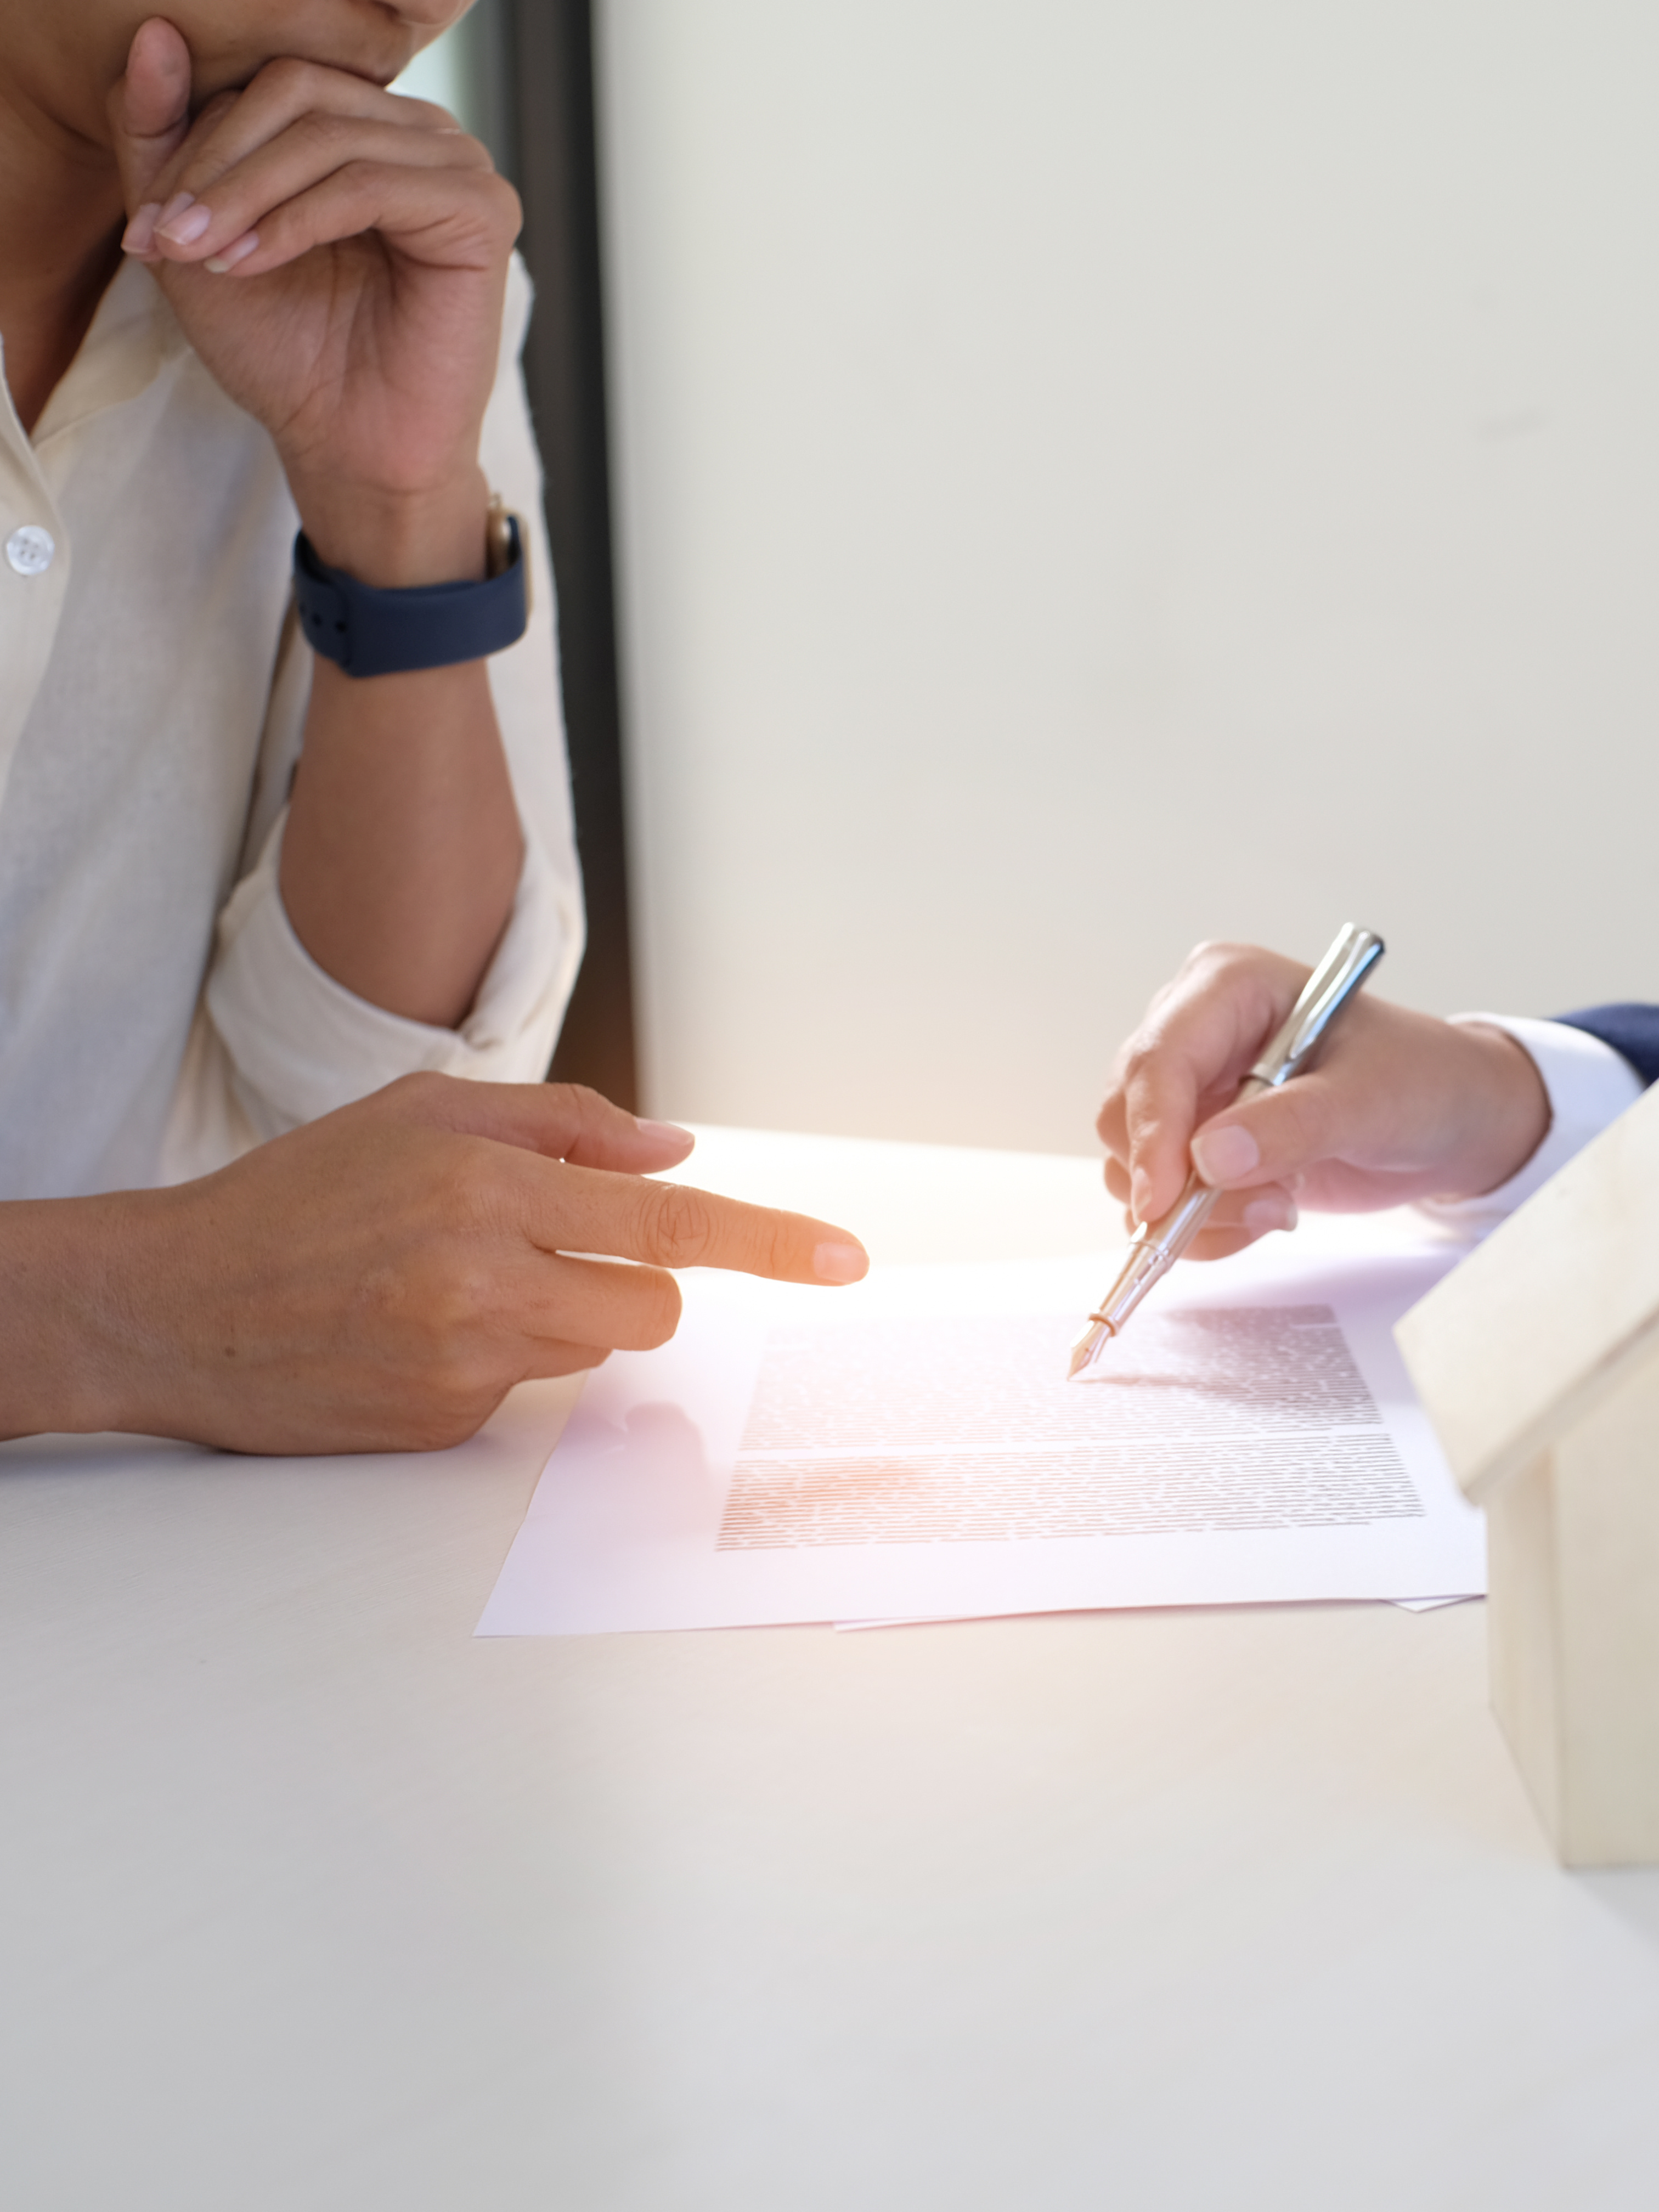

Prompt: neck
xmin=0 ymin=26 xmax=128 ymax=433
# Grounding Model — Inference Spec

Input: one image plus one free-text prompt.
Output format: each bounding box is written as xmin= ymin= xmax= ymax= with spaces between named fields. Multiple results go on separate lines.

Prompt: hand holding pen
xmin=1076 ymin=927 xmax=1557 ymax=1374
xmin=1070 ymin=926 xmax=1385 ymax=1373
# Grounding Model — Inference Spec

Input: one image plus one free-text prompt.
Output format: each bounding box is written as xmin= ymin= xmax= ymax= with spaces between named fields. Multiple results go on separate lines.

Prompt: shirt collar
xmin=28 ymin=258 xmax=191 ymax=453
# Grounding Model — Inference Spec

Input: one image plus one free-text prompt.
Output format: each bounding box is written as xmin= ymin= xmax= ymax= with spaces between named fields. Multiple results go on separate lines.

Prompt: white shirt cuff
xmin=1414 ymin=1013 xmax=1645 ymax=1238
xmin=204 ymin=810 xmax=583 ymax=1141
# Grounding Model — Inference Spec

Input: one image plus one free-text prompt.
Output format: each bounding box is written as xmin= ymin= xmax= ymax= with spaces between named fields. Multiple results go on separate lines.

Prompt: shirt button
xmin=5 ymin=525 xmax=55 ymax=577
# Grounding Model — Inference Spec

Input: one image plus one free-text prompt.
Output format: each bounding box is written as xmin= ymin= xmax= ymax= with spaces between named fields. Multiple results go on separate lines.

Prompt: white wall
xmin=391 ymin=25 xmax=463 ymax=113
xmin=599 ymin=0 xmax=1659 ymax=1154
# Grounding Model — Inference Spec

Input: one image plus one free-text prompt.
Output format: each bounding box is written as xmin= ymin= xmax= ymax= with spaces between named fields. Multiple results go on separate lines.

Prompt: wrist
xmin=1449 ymin=1021 xmax=1553 ymax=1198
xmin=0 ymin=1194 xmax=165 ymax=1438
xmin=288 ymin=467 xmax=492 ymax=589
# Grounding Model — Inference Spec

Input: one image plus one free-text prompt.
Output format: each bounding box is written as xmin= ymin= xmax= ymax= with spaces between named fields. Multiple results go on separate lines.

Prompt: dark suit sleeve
xmin=1552 ymin=1005 xmax=1659 ymax=1087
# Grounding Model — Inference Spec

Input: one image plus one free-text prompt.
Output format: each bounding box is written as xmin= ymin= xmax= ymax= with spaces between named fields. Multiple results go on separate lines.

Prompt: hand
xmin=7 ymin=1076 xmax=868 ymax=1454
xmin=109 ymin=19 xmax=517 ymax=582
xmin=1096 ymin=941 xmax=1551 ymax=1261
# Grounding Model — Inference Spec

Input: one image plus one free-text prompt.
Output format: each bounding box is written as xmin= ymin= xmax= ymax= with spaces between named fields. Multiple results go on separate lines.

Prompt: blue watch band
xmin=293 ymin=518 xmax=529 ymax=678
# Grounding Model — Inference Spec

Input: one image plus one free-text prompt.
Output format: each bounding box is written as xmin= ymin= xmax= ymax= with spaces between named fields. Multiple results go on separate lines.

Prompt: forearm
xmin=277 ymin=473 xmax=525 ymax=1030
xmin=112 ymin=38 xmax=534 ymax=1031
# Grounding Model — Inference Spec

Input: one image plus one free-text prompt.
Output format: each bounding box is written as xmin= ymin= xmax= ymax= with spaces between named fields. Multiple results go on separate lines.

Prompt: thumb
xmin=386 ymin=1074 xmax=697 ymax=1175
xmin=109 ymin=18 xmax=194 ymax=218
xmin=1188 ymin=1073 xmax=1352 ymax=1193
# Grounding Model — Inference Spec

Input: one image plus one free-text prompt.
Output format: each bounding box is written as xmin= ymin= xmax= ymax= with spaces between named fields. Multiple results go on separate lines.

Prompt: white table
xmin=4 ymin=1127 xmax=1659 ymax=2212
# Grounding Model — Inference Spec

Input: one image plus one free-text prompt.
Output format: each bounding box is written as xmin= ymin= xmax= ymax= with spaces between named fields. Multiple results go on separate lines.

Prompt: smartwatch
xmin=293 ymin=496 xmax=531 ymax=679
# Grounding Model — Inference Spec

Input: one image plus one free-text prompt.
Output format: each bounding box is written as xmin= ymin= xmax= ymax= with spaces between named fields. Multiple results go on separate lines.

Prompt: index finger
xmin=514 ymin=1160 xmax=870 ymax=1286
xmin=140 ymin=58 xmax=465 ymax=233
xmin=1109 ymin=943 xmax=1303 ymax=1221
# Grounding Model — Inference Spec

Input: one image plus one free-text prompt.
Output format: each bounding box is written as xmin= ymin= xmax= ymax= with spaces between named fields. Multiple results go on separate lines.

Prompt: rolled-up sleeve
xmin=192 ymin=255 xmax=583 ymax=1149
xmin=206 ymin=802 xmax=579 ymax=1138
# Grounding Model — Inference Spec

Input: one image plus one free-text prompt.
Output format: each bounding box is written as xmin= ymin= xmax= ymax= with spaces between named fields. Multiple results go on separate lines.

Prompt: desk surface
xmin=4 ymin=1127 xmax=1659 ymax=2212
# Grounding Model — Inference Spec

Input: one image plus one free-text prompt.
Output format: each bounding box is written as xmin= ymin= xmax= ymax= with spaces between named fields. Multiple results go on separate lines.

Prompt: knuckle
xmin=482 ymin=172 xmax=522 ymax=231
xmin=404 ymin=1378 xmax=498 ymax=1449
xmin=1118 ymin=1034 xmax=1173 ymax=1105
xmin=544 ymin=1082 xmax=611 ymax=1160
xmin=1096 ymin=1092 xmax=1128 ymax=1149
xmin=369 ymin=1293 xmax=504 ymax=1426
xmin=262 ymin=55 xmax=324 ymax=103
xmin=413 ymin=1415 xmax=481 ymax=1449
xmin=334 ymin=155 xmax=384 ymax=198
xmin=356 ymin=1254 xmax=411 ymax=1322
xmin=399 ymin=93 xmax=459 ymax=128
xmin=641 ymin=1183 xmax=716 ymax=1268
xmin=290 ymin=107 xmax=350 ymax=160
xmin=176 ymin=94 xmax=239 ymax=175
xmin=634 ymin=1271 xmax=683 ymax=1349
xmin=435 ymin=1342 xmax=503 ymax=1407
xmin=758 ymin=1214 xmax=797 ymax=1279
xmin=559 ymin=1342 xmax=609 ymax=1370
xmin=432 ymin=1259 xmax=499 ymax=1330
xmin=436 ymin=1146 xmax=501 ymax=1229
xmin=1173 ymin=939 xmax=1260 ymax=1008
xmin=1187 ymin=938 xmax=1250 ymax=975
xmin=452 ymin=131 xmax=501 ymax=174
xmin=383 ymin=1069 xmax=444 ymax=1113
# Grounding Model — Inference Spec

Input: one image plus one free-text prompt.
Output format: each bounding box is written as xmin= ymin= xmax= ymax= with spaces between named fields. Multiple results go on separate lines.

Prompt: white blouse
xmin=0 ymin=253 xmax=582 ymax=1200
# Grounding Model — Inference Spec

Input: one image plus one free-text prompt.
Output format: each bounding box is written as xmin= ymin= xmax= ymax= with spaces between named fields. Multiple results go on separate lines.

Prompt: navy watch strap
xmin=293 ymin=520 xmax=529 ymax=678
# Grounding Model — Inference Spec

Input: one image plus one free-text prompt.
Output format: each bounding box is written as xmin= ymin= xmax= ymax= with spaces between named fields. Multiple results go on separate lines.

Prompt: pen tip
xmin=1067 ymin=1323 xmax=1109 ymax=1380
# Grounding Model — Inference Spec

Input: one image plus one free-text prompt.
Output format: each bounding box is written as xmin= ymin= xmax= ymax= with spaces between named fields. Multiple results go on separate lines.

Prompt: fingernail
xmin=1243 ymin=1195 xmax=1298 ymax=1234
xmin=634 ymin=1118 xmax=693 ymax=1148
xmin=157 ymin=199 xmax=212 ymax=247
xmin=1191 ymin=1124 xmax=1260 ymax=1185
xmin=814 ymin=1241 xmax=868 ymax=1285
xmin=1130 ymin=1171 xmax=1152 ymax=1221
xmin=205 ymin=232 xmax=259 ymax=274
xmin=121 ymin=203 xmax=161 ymax=255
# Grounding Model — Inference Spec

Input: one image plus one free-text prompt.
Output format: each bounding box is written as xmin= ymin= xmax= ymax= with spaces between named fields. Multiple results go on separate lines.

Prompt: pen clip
xmin=1248 ymin=923 xmax=1385 ymax=1088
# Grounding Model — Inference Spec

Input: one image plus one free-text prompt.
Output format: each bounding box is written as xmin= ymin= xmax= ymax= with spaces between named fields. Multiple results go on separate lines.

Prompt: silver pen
xmin=1067 ymin=923 xmax=1386 ymax=1378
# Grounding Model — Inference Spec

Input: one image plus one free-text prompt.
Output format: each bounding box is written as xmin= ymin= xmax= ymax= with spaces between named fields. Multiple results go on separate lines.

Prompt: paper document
xmin=478 ymin=1240 xmax=1483 ymax=1637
